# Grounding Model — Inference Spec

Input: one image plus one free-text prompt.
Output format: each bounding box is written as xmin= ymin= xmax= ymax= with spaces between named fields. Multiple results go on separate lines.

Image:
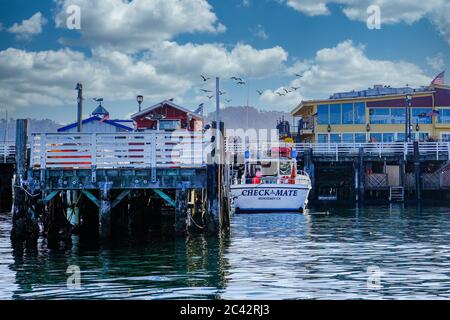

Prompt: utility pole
xmin=76 ymin=83 xmax=83 ymax=132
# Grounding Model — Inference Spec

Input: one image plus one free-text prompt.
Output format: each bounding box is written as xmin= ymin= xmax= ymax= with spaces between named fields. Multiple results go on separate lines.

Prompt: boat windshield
xmin=279 ymin=162 xmax=293 ymax=176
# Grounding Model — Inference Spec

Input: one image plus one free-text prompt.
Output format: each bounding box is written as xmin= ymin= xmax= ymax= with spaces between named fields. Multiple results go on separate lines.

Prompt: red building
xmin=131 ymin=100 xmax=204 ymax=132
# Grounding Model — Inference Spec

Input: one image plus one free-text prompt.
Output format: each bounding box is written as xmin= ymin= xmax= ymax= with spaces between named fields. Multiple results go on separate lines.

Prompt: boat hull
xmin=230 ymin=184 xmax=311 ymax=213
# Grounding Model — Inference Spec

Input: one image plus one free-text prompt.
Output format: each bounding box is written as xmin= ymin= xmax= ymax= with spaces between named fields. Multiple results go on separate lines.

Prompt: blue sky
xmin=0 ymin=0 xmax=448 ymax=123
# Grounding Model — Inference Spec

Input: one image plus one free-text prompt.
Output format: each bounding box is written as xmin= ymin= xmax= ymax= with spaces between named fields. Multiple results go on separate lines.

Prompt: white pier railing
xmin=225 ymin=141 xmax=450 ymax=161
xmin=0 ymin=142 xmax=15 ymax=163
xmin=30 ymin=132 xmax=205 ymax=169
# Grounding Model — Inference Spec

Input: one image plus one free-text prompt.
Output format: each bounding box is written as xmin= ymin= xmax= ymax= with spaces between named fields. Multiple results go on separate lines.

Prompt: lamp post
xmin=137 ymin=95 xmax=144 ymax=112
xmin=405 ymin=94 xmax=412 ymax=142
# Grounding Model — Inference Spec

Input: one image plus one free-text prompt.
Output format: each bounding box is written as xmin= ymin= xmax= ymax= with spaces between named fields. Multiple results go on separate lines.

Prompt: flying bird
xmin=237 ymin=81 xmax=246 ymax=85
xmin=168 ymin=98 xmax=175 ymax=102
xmin=219 ymin=90 xmax=227 ymax=95
xmin=276 ymin=92 xmax=285 ymax=96
xmin=207 ymin=95 xmax=214 ymax=100
xmin=291 ymin=86 xmax=300 ymax=91
xmin=295 ymin=73 xmax=303 ymax=78
xmin=256 ymin=90 xmax=263 ymax=95
xmin=231 ymin=76 xmax=243 ymax=81
xmin=283 ymin=88 xmax=291 ymax=94
xmin=200 ymin=75 xmax=210 ymax=82
xmin=225 ymin=99 xmax=232 ymax=103
xmin=200 ymin=89 xmax=212 ymax=93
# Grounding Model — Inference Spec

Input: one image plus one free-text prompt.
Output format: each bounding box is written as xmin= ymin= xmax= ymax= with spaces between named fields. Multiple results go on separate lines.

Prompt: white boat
xmin=230 ymin=147 xmax=311 ymax=213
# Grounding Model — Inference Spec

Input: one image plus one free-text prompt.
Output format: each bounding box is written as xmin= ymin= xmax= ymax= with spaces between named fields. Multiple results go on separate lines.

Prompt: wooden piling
xmin=413 ymin=141 xmax=421 ymax=201
xmin=175 ymin=188 xmax=188 ymax=235
xmin=206 ymin=121 xmax=219 ymax=234
xmin=358 ymin=147 xmax=365 ymax=204
xmin=11 ymin=119 xmax=39 ymax=246
xmin=99 ymin=182 xmax=113 ymax=238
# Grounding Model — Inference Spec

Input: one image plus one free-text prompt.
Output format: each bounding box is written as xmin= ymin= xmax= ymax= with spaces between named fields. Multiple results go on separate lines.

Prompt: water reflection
xmin=2 ymin=205 xmax=450 ymax=299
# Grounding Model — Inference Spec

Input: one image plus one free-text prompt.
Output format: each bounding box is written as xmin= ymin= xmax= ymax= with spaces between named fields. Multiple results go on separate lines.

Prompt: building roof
xmin=57 ymin=116 xmax=134 ymax=132
xmin=130 ymin=100 xmax=204 ymax=120
xmin=92 ymin=104 xmax=109 ymax=116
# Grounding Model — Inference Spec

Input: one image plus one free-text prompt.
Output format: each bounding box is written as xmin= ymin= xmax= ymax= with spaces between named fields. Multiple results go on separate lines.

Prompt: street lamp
xmin=137 ymin=95 xmax=144 ymax=112
xmin=405 ymin=94 xmax=412 ymax=142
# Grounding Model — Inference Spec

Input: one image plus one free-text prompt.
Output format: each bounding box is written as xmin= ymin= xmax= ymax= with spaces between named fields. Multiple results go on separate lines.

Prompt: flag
xmin=100 ymin=114 xmax=110 ymax=123
xmin=431 ymin=70 xmax=445 ymax=85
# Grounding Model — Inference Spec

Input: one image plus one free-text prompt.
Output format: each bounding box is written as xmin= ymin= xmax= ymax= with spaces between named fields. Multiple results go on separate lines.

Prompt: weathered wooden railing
xmin=0 ymin=142 xmax=15 ymax=163
xmin=30 ymin=132 xmax=206 ymax=170
xmin=225 ymin=141 xmax=450 ymax=161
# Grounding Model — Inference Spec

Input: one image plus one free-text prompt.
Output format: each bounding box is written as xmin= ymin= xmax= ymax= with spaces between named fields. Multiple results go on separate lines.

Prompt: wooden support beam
xmin=11 ymin=119 xmax=39 ymax=247
xmin=358 ymin=147 xmax=365 ymax=204
xmin=111 ymin=190 xmax=130 ymax=209
xmin=43 ymin=190 xmax=61 ymax=204
xmin=152 ymin=189 xmax=176 ymax=207
xmin=82 ymin=190 xmax=100 ymax=208
xmin=175 ymin=188 xmax=188 ymax=235
xmin=413 ymin=141 xmax=421 ymax=201
xmin=99 ymin=182 xmax=113 ymax=238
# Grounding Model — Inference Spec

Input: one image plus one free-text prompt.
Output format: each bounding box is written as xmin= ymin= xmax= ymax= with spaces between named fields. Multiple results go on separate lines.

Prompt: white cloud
xmin=251 ymin=24 xmax=269 ymax=40
xmin=0 ymin=48 xmax=188 ymax=109
xmin=149 ymin=41 xmax=288 ymax=79
xmin=426 ymin=53 xmax=446 ymax=72
xmin=54 ymin=0 xmax=226 ymax=51
xmin=7 ymin=12 xmax=47 ymax=40
xmin=281 ymin=0 xmax=450 ymax=44
xmin=297 ymin=40 xmax=430 ymax=96
xmin=0 ymin=41 xmax=289 ymax=110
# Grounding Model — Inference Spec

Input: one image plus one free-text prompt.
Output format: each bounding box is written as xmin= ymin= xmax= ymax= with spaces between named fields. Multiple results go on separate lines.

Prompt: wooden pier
xmin=7 ymin=119 xmax=231 ymax=248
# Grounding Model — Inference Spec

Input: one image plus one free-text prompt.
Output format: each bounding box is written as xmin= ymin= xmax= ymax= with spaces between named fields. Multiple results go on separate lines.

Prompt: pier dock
xmin=6 ymin=119 xmax=231 ymax=248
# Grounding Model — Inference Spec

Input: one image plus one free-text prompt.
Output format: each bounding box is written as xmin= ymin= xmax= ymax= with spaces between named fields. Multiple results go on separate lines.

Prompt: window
xmin=383 ymin=133 xmax=395 ymax=142
xmin=355 ymin=133 xmax=366 ymax=143
xmin=330 ymin=134 xmax=342 ymax=143
xmin=317 ymin=104 xmax=329 ymax=124
xmin=369 ymin=133 xmax=382 ymax=142
xmin=329 ymin=104 xmax=341 ymax=124
xmin=396 ymin=133 xmax=406 ymax=142
xmin=391 ymin=108 xmax=406 ymax=124
xmin=438 ymin=108 xmax=450 ymax=124
xmin=369 ymin=108 xmax=390 ymax=124
xmin=159 ymin=119 xmax=181 ymax=130
xmin=441 ymin=133 xmax=450 ymax=142
xmin=318 ymin=134 xmax=328 ymax=143
xmin=354 ymin=102 xmax=366 ymax=124
xmin=412 ymin=108 xmax=432 ymax=124
xmin=342 ymin=103 xmax=354 ymax=124
xmin=342 ymin=133 xmax=354 ymax=143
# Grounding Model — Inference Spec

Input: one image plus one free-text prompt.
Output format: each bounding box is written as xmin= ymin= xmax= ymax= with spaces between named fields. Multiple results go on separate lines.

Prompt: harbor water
xmin=1 ymin=205 xmax=450 ymax=299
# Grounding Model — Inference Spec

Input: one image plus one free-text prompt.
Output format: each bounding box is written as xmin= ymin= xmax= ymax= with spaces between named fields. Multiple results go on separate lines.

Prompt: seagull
xmin=237 ymin=81 xmax=246 ymax=85
xmin=207 ymin=95 xmax=214 ymax=100
xmin=225 ymin=99 xmax=232 ymax=103
xmin=256 ymin=90 xmax=263 ymax=95
xmin=283 ymin=88 xmax=291 ymax=94
xmin=201 ymin=75 xmax=210 ymax=82
xmin=295 ymin=73 xmax=303 ymax=77
xmin=200 ymin=89 xmax=212 ymax=93
xmin=219 ymin=90 xmax=227 ymax=95
xmin=231 ymin=76 xmax=243 ymax=81
xmin=168 ymin=98 xmax=175 ymax=102
xmin=276 ymin=92 xmax=285 ymax=96
xmin=291 ymin=86 xmax=300 ymax=91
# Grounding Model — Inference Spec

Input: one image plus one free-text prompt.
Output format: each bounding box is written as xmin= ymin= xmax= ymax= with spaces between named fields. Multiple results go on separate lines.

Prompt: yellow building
xmin=292 ymin=84 xmax=450 ymax=143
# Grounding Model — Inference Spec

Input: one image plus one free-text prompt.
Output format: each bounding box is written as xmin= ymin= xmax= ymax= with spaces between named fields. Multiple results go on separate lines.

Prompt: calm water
xmin=1 ymin=205 xmax=450 ymax=299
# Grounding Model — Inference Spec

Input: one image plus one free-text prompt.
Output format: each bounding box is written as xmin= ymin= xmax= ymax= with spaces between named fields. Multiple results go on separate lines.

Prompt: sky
xmin=0 ymin=0 xmax=448 ymax=124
